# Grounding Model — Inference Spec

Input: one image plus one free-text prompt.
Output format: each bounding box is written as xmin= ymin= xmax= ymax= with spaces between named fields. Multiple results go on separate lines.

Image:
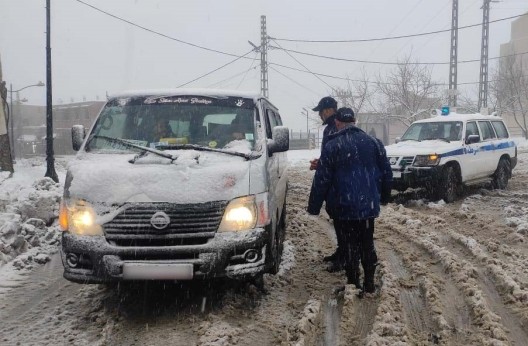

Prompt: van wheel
xmin=492 ymin=158 xmax=510 ymax=189
xmin=267 ymin=211 xmax=285 ymax=275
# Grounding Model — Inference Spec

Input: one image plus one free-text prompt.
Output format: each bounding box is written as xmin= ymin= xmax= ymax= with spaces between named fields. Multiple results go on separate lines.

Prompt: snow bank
xmin=0 ymin=159 xmax=66 ymax=270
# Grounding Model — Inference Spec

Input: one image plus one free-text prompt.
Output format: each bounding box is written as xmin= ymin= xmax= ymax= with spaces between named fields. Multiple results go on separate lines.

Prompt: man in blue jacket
xmin=307 ymin=107 xmax=392 ymax=293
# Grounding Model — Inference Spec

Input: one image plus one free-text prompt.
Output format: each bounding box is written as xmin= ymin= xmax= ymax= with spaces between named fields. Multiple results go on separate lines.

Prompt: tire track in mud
xmin=0 ymin=253 xmax=113 ymax=346
xmin=381 ymin=203 xmax=528 ymax=345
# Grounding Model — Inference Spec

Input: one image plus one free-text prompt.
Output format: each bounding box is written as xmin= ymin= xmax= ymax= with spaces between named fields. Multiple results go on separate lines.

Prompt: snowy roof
xmin=413 ymin=112 xmax=504 ymax=123
xmin=108 ymin=88 xmax=264 ymax=100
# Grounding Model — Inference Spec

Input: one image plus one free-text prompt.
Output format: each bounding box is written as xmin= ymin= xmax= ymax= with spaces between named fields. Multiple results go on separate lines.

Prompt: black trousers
xmin=334 ymin=218 xmax=378 ymax=277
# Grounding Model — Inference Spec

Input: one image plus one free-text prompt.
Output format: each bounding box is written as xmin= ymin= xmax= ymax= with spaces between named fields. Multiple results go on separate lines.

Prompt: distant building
xmin=500 ymin=12 xmax=528 ymax=70
xmin=14 ymin=101 xmax=104 ymax=156
xmin=499 ymin=12 xmax=528 ymax=137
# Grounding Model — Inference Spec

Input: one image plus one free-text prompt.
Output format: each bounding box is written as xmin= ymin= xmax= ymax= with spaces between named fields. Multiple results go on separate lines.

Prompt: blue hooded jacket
xmin=307 ymin=125 xmax=392 ymax=220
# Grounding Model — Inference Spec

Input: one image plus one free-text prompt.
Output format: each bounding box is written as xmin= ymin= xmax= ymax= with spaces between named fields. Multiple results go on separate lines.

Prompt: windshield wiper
xmin=155 ymin=143 xmax=261 ymax=160
xmin=401 ymin=139 xmax=421 ymax=142
xmin=87 ymin=135 xmax=177 ymax=162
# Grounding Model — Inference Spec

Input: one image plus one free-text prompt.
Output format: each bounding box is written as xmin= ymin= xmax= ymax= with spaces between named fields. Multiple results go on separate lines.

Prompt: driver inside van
xmin=152 ymin=118 xmax=175 ymax=142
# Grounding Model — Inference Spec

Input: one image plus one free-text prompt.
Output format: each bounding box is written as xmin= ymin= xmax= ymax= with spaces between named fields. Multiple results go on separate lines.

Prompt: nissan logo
xmin=150 ymin=212 xmax=170 ymax=230
xmin=389 ymin=157 xmax=398 ymax=165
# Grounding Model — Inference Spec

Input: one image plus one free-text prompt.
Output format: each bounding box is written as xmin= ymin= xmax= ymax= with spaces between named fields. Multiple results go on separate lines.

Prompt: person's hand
xmin=309 ymin=158 xmax=319 ymax=171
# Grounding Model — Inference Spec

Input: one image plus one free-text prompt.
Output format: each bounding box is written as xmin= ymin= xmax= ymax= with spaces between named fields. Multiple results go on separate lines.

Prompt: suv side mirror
xmin=72 ymin=125 xmax=86 ymax=151
xmin=465 ymin=134 xmax=480 ymax=145
xmin=268 ymin=126 xmax=289 ymax=154
xmin=395 ymin=137 xmax=401 ymax=144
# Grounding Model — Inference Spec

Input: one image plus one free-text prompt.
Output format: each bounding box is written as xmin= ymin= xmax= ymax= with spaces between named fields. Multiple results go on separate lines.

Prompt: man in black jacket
xmin=307 ymin=107 xmax=392 ymax=292
xmin=308 ymin=96 xmax=343 ymax=270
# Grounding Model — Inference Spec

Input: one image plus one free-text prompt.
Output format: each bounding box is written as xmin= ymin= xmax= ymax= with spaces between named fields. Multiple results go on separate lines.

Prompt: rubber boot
xmin=346 ymin=267 xmax=361 ymax=289
xmin=363 ymin=266 xmax=376 ymax=293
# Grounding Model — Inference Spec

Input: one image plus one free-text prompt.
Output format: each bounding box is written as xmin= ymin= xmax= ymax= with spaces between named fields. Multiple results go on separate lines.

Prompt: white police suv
xmin=385 ymin=108 xmax=518 ymax=202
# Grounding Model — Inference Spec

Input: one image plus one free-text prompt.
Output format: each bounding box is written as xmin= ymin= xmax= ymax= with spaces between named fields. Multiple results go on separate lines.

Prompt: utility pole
xmin=448 ymin=0 xmax=459 ymax=107
xmin=260 ymin=15 xmax=269 ymax=98
xmin=45 ymin=0 xmax=58 ymax=182
xmin=478 ymin=0 xmax=492 ymax=111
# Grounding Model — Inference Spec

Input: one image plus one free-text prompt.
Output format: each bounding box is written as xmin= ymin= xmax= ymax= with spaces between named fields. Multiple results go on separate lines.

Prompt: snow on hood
xmin=66 ymin=150 xmax=254 ymax=205
xmin=385 ymin=140 xmax=460 ymax=156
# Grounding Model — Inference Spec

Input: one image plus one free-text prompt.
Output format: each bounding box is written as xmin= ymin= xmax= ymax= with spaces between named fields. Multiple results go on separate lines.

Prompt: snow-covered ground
xmin=0 ymin=139 xmax=527 ymax=345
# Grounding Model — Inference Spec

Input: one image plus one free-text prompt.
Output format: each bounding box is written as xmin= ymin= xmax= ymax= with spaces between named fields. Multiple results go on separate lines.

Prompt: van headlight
xmin=59 ymin=199 xmax=103 ymax=236
xmin=218 ymin=193 xmax=270 ymax=232
xmin=413 ymin=154 xmax=440 ymax=167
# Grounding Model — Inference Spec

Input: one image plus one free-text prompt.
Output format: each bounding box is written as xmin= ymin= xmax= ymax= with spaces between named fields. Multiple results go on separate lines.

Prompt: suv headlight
xmin=59 ymin=199 xmax=103 ymax=236
xmin=218 ymin=193 xmax=270 ymax=232
xmin=413 ymin=154 xmax=440 ymax=167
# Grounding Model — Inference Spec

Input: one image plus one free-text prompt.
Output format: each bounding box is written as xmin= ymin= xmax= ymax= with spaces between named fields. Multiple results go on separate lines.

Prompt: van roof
xmin=413 ymin=112 xmax=504 ymax=124
xmin=108 ymin=88 xmax=264 ymax=100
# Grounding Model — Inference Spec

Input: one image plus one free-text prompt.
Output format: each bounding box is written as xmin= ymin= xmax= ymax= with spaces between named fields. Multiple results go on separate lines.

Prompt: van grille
xmin=103 ymin=201 xmax=228 ymax=246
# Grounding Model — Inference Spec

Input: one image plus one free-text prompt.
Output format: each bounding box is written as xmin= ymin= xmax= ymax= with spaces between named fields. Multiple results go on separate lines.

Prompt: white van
xmin=385 ymin=109 xmax=517 ymax=202
xmin=59 ymin=89 xmax=289 ymax=283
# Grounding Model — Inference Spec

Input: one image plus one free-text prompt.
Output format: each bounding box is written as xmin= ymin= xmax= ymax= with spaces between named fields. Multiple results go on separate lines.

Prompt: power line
xmin=270 ymin=39 xmax=335 ymax=90
xmin=269 ymin=66 xmax=320 ymax=96
xmin=269 ymin=61 xmax=528 ymax=87
xmin=236 ymin=53 xmax=259 ymax=89
xmin=268 ymin=45 xmax=528 ymax=66
xmin=206 ymin=65 xmax=258 ymax=88
xmin=270 ymin=12 xmax=528 ymax=43
xmin=177 ymin=49 xmax=255 ymax=88
xmin=73 ymin=0 xmax=254 ymax=60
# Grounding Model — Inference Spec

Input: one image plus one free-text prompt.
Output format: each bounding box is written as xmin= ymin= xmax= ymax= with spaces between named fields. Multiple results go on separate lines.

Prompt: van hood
xmin=385 ymin=140 xmax=461 ymax=156
xmin=65 ymin=151 xmax=257 ymax=205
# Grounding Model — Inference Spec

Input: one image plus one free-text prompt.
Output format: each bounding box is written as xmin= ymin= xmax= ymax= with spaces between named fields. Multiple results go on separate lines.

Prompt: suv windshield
xmin=85 ymin=95 xmax=256 ymax=152
xmin=401 ymin=121 xmax=463 ymax=142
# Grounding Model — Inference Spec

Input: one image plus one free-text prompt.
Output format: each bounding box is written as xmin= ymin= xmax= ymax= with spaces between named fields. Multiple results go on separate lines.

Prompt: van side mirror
xmin=465 ymin=134 xmax=480 ymax=145
xmin=395 ymin=137 xmax=401 ymax=144
xmin=268 ymin=126 xmax=289 ymax=154
xmin=72 ymin=125 xmax=86 ymax=151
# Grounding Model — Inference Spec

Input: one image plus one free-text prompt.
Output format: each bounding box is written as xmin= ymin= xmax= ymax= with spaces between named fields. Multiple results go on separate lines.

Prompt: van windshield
xmin=401 ymin=121 xmax=463 ymax=142
xmin=85 ymin=95 xmax=257 ymax=152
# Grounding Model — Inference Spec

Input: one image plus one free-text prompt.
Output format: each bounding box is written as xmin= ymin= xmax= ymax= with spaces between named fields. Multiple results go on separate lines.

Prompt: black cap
xmin=335 ymin=107 xmax=355 ymax=123
xmin=312 ymin=96 xmax=337 ymax=112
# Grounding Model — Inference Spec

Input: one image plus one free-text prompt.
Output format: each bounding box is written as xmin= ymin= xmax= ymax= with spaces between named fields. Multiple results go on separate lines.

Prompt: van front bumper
xmin=61 ymin=228 xmax=269 ymax=283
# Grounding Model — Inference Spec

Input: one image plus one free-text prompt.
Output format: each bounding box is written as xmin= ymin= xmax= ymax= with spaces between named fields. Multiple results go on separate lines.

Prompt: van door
xmin=262 ymin=103 xmax=287 ymax=220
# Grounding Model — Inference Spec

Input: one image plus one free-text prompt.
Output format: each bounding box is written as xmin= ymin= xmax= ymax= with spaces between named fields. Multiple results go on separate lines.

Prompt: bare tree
xmin=333 ymin=68 xmax=372 ymax=115
xmin=374 ymin=55 xmax=442 ymax=127
xmin=490 ymin=54 xmax=528 ymax=138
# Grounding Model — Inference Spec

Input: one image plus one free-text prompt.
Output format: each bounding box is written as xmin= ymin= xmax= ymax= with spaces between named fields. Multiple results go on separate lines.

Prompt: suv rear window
xmin=491 ymin=121 xmax=509 ymax=138
xmin=478 ymin=121 xmax=496 ymax=141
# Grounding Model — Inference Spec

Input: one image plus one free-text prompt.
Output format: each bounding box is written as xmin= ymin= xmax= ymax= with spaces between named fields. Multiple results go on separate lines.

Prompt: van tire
xmin=492 ymin=158 xmax=510 ymax=190
xmin=268 ymin=207 xmax=285 ymax=275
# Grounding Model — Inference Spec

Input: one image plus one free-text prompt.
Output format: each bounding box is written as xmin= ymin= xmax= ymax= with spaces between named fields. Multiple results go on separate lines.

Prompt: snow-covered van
xmin=385 ymin=109 xmax=517 ymax=202
xmin=59 ymin=89 xmax=289 ymax=283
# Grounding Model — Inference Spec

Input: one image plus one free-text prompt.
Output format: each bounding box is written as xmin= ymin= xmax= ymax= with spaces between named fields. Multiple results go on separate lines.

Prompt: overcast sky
xmin=1 ymin=0 xmax=527 ymax=131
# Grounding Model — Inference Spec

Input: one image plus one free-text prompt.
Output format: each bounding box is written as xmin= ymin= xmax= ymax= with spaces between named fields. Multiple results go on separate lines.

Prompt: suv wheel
xmin=432 ymin=165 xmax=459 ymax=203
xmin=492 ymin=158 xmax=511 ymax=189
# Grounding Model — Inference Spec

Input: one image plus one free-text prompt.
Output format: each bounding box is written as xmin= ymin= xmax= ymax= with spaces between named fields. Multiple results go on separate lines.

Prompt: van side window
xmin=265 ymin=109 xmax=278 ymax=139
xmin=274 ymin=112 xmax=283 ymax=126
xmin=465 ymin=122 xmax=480 ymax=140
xmin=491 ymin=121 xmax=509 ymax=139
xmin=478 ymin=121 xmax=496 ymax=141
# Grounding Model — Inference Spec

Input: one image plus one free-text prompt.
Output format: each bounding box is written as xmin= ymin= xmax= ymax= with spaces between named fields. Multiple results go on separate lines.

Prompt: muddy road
xmin=1 ymin=153 xmax=527 ymax=346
